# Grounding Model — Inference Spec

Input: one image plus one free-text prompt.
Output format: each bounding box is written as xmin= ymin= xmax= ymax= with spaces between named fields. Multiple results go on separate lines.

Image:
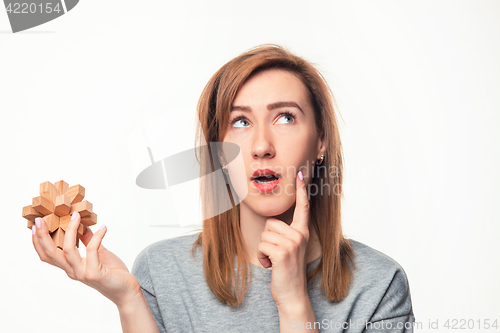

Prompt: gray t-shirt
xmin=131 ymin=231 xmax=415 ymax=332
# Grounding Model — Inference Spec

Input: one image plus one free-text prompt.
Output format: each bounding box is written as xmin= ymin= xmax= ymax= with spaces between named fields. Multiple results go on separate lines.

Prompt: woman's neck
xmin=239 ymin=202 xmax=322 ymax=268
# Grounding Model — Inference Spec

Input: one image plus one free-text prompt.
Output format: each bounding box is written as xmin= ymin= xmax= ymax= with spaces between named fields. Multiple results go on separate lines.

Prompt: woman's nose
xmin=251 ymin=126 xmax=275 ymax=159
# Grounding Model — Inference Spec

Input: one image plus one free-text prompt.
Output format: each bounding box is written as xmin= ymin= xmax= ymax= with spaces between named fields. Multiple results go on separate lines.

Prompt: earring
xmin=316 ymin=154 xmax=324 ymax=166
xmin=222 ymin=164 xmax=229 ymax=175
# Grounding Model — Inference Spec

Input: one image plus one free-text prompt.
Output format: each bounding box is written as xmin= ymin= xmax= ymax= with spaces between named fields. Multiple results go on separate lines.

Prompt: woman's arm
xmin=277 ymin=295 xmax=319 ymax=333
xmin=32 ymin=213 xmax=162 ymax=333
xmin=363 ymin=267 xmax=415 ymax=332
xmin=117 ymin=290 xmax=161 ymax=333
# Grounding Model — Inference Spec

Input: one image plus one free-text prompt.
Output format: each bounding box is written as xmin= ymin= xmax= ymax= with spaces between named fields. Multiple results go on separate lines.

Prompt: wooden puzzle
xmin=22 ymin=180 xmax=97 ymax=249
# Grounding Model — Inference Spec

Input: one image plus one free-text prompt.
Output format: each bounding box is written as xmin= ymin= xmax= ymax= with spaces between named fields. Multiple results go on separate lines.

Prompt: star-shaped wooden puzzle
xmin=22 ymin=180 xmax=97 ymax=249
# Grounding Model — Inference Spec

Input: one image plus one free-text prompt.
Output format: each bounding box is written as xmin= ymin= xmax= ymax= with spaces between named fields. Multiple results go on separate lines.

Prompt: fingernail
xmin=71 ymin=211 xmax=77 ymax=220
xmin=99 ymin=224 xmax=106 ymax=230
xmin=32 ymin=225 xmax=36 ymax=235
xmin=35 ymin=218 xmax=41 ymax=229
xmin=298 ymin=170 xmax=304 ymax=181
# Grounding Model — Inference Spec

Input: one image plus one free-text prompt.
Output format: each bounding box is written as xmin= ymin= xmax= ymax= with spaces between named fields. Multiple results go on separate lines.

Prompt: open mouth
xmin=250 ymin=169 xmax=282 ymax=193
xmin=252 ymin=174 xmax=280 ymax=183
xmin=251 ymin=169 xmax=281 ymax=182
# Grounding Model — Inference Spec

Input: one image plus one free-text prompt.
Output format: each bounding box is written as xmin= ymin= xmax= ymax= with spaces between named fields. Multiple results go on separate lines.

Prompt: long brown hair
xmin=191 ymin=43 xmax=355 ymax=307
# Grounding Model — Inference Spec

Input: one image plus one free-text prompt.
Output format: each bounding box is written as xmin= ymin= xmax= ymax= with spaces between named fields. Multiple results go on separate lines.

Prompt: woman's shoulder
xmin=132 ymin=231 xmax=202 ymax=271
xmin=349 ymin=239 xmax=406 ymax=272
xmin=347 ymin=238 xmax=411 ymax=286
xmin=140 ymin=231 xmax=201 ymax=255
xmin=345 ymin=238 xmax=414 ymax=321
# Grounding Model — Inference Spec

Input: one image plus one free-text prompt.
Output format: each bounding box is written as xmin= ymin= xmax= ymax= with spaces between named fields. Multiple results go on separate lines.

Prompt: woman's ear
xmin=317 ymin=131 xmax=326 ymax=156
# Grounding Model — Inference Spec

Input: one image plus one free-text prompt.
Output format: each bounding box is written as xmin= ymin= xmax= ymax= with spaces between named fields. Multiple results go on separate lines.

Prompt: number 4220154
xmin=444 ymin=319 xmax=498 ymax=330
xmin=6 ymin=3 xmax=62 ymax=14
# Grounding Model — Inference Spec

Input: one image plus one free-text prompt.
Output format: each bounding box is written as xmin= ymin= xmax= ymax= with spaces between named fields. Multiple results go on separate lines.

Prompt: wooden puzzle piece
xmin=50 ymin=228 xmax=65 ymax=249
xmin=70 ymin=200 xmax=93 ymax=217
xmin=27 ymin=220 xmax=35 ymax=229
xmin=66 ymin=185 xmax=85 ymax=204
xmin=40 ymin=181 xmax=57 ymax=203
xmin=43 ymin=214 xmax=60 ymax=233
xmin=23 ymin=181 xmax=96 ymax=249
xmin=54 ymin=195 xmax=71 ymax=216
xmin=32 ymin=196 xmax=54 ymax=216
xmin=22 ymin=205 xmax=42 ymax=222
xmin=54 ymin=180 xmax=69 ymax=196
xmin=81 ymin=212 xmax=97 ymax=227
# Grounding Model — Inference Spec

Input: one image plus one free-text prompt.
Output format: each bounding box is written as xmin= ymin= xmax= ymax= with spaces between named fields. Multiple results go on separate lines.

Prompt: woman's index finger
xmin=290 ymin=170 xmax=310 ymax=233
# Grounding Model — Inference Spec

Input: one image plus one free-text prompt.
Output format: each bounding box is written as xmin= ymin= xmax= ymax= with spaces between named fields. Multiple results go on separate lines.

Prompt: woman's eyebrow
xmin=230 ymin=101 xmax=305 ymax=115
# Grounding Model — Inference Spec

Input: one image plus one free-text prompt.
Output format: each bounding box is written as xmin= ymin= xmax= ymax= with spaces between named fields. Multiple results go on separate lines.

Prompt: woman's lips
xmin=251 ymin=168 xmax=281 ymax=180
xmin=251 ymin=177 xmax=282 ymax=193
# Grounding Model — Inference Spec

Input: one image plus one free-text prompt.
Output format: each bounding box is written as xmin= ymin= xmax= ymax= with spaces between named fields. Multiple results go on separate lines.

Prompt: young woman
xmin=32 ymin=44 xmax=415 ymax=332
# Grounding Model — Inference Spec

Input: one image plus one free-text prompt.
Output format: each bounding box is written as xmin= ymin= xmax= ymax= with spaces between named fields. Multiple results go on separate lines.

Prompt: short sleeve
xmin=364 ymin=267 xmax=415 ymax=332
xmin=131 ymin=248 xmax=167 ymax=333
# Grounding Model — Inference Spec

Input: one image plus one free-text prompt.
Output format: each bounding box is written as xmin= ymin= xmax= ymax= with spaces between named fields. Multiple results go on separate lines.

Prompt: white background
xmin=1 ymin=1 xmax=499 ymax=332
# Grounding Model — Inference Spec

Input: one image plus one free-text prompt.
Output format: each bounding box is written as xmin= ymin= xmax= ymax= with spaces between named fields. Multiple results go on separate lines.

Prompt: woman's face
xmin=222 ymin=68 xmax=326 ymax=217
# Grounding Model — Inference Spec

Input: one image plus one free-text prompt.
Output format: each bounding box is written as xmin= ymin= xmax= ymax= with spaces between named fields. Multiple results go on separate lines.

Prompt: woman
xmin=32 ymin=44 xmax=415 ymax=332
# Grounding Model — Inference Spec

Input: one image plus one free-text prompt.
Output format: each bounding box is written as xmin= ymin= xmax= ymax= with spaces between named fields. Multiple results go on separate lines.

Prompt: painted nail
xmin=32 ymin=225 xmax=36 ymax=235
xmin=298 ymin=170 xmax=304 ymax=181
xmin=71 ymin=211 xmax=77 ymax=220
xmin=99 ymin=224 xmax=106 ymax=230
xmin=35 ymin=218 xmax=41 ymax=229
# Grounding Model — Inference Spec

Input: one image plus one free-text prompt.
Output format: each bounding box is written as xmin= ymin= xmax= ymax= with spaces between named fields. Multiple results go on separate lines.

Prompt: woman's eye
xmin=232 ymin=118 xmax=250 ymax=128
xmin=276 ymin=113 xmax=295 ymax=124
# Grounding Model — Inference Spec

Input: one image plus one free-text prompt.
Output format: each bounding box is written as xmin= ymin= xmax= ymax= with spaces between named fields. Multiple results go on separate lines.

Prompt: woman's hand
xmin=32 ymin=212 xmax=142 ymax=308
xmin=257 ymin=170 xmax=311 ymax=309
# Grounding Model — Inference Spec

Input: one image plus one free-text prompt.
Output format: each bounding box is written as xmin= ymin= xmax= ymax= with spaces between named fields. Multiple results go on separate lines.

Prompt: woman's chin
xmin=247 ymin=198 xmax=291 ymax=217
xmin=257 ymin=208 xmax=286 ymax=217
